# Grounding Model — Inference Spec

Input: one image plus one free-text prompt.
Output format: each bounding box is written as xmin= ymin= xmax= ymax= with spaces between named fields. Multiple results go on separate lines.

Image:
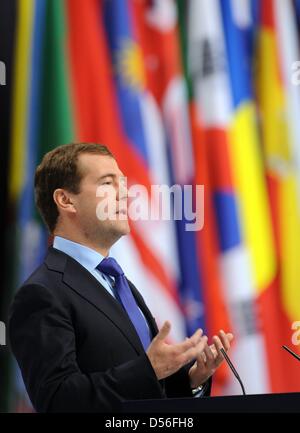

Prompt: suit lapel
xmin=45 ymin=247 xmax=146 ymax=355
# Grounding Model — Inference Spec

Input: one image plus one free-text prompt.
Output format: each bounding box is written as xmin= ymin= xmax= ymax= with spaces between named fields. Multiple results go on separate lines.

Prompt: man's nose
xmin=117 ymin=177 xmax=128 ymax=200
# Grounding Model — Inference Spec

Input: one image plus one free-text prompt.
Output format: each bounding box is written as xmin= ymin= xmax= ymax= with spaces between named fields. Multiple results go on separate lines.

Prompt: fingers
xmin=151 ymin=323 xmax=233 ymax=382
xmin=211 ymin=335 xmax=225 ymax=365
xmin=219 ymin=329 xmax=233 ymax=351
xmin=187 ymin=330 xmax=235 ymax=387
xmin=211 ymin=330 xmax=234 ymax=366
xmin=175 ymin=328 xmax=233 ymax=368
xmin=170 ymin=329 xmax=208 ymax=368
xmin=211 ymin=330 xmax=234 ymax=353
xmin=175 ymin=328 xmax=203 ymax=352
xmin=196 ymin=330 xmax=234 ymax=366
xmin=155 ymin=321 xmax=171 ymax=341
xmin=203 ymin=343 xmax=215 ymax=364
xmin=179 ymin=335 xmax=208 ymax=365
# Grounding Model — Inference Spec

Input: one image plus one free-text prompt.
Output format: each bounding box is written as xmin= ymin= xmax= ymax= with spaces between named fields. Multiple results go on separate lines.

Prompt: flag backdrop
xmin=2 ymin=0 xmax=300 ymax=411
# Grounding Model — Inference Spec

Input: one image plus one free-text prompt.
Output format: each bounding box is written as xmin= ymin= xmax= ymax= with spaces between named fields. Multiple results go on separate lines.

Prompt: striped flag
xmin=188 ymin=0 xmax=270 ymax=394
xmin=132 ymin=0 xmax=206 ymax=336
xmin=177 ymin=0 xmax=232 ymax=393
xmin=9 ymin=0 xmax=46 ymax=412
xmin=8 ymin=0 xmax=76 ymax=410
xmin=256 ymin=0 xmax=300 ymax=392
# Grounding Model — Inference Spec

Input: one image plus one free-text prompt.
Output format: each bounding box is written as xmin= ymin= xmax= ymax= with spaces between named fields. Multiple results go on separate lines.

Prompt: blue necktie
xmin=97 ymin=257 xmax=151 ymax=351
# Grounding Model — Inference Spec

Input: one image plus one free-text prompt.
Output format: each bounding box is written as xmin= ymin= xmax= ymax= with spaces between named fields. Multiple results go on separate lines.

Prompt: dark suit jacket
xmin=8 ymin=247 xmax=211 ymax=412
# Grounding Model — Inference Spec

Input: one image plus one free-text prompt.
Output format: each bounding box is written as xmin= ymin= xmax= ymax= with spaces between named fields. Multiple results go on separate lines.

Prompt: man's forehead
xmin=78 ymin=152 xmax=123 ymax=177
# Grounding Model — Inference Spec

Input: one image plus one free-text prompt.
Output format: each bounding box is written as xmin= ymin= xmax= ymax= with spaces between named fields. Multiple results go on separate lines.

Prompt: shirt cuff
xmin=191 ymin=385 xmax=203 ymax=396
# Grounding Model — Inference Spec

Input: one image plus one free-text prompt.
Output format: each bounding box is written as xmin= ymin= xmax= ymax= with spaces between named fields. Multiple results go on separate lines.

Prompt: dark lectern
xmin=122 ymin=393 xmax=300 ymax=413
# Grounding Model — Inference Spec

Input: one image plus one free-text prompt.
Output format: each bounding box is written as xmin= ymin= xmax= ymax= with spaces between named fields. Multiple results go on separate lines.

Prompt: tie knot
xmin=97 ymin=257 xmax=124 ymax=278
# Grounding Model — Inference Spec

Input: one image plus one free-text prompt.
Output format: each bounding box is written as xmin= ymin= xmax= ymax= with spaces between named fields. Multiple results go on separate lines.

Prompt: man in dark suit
xmin=9 ymin=143 xmax=233 ymax=412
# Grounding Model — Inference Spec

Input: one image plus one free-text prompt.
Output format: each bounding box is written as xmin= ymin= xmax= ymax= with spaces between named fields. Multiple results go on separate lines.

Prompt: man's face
xmin=72 ymin=153 xmax=130 ymax=245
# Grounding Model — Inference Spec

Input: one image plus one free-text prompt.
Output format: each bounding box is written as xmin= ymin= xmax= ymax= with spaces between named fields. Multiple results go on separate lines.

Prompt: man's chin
xmin=120 ymin=222 xmax=130 ymax=236
xmin=113 ymin=219 xmax=130 ymax=236
xmin=96 ymin=217 xmax=130 ymax=238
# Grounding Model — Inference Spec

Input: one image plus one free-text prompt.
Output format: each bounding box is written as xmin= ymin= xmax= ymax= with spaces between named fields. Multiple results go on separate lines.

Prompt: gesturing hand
xmin=147 ymin=321 xmax=208 ymax=380
xmin=189 ymin=330 xmax=234 ymax=388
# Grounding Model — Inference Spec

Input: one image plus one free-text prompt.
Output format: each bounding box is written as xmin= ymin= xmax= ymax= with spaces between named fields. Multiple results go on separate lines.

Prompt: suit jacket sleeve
xmin=163 ymin=364 xmax=211 ymax=398
xmin=8 ymin=283 xmax=164 ymax=413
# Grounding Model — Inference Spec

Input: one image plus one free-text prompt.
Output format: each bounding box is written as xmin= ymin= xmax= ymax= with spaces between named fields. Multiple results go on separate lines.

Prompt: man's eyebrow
xmin=96 ymin=173 xmax=126 ymax=183
xmin=96 ymin=174 xmax=116 ymax=181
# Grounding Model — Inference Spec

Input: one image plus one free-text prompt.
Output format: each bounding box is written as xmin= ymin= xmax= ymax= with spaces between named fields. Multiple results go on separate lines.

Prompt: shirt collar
xmin=53 ymin=236 xmax=108 ymax=272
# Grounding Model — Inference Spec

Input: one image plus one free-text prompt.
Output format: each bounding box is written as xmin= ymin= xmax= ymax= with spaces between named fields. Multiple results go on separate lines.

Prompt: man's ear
xmin=53 ymin=189 xmax=76 ymax=214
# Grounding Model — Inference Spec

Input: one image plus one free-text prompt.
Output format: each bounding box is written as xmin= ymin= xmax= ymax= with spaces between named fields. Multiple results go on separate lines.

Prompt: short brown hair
xmin=34 ymin=142 xmax=114 ymax=233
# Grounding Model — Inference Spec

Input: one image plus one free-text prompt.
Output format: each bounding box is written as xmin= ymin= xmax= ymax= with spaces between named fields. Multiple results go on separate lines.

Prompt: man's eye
xmin=103 ymin=181 xmax=112 ymax=185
